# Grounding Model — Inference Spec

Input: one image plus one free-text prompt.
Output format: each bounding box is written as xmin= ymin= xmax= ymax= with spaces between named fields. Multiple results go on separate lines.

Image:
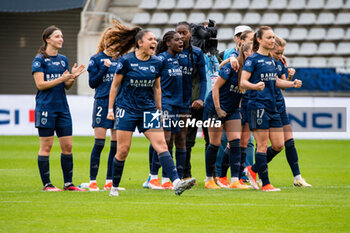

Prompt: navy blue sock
xmin=285 ymin=139 xmax=301 ymax=177
xmin=148 ymin=144 xmax=154 ymax=171
xmin=228 ymin=139 xmax=241 ymax=178
xmin=220 ymin=147 xmax=230 ymax=177
xmin=205 ymin=144 xmax=219 ymax=177
xmin=38 ymin=155 xmax=51 ymax=186
xmin=239 ymin=147 xmax=247 ymax=179
xmin=175 ymin=148 xmax=186 ymax=179
xmin=151 ymin=149 xmax=161 ymax=176
xmin=106 ymin=140 xmax=116 ymax=180
xmin=162 ymin=147 xmax=173 ymax=178
xmin=89 ymin=138 xmax=105 ymax=180
xmin=112 ymin=157 xmax=125 ymax=187
xmin=61 ymin=153 xmax=73 ymax=183
xmin=158 ymin=151 xmax=179 ymax=182
xmin=255 ymin=152 xmax=269 ymax=186
xmin=266 ymin=146 xmax=280 ymax=163
xmin=183 ymin=147 xmax=192 ymax=179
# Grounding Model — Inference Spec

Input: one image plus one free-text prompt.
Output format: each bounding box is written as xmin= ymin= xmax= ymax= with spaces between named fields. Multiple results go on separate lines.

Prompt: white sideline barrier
xmin=0 ymin=95 xmax=349 ymax=139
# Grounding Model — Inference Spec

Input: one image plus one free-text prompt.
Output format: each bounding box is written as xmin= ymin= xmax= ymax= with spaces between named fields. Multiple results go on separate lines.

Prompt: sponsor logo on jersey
xmin=52 ymin=62 xmax=60 ymax=66
xmin=265 ymin=61 xmax=273 ymax=65
xmin=33 ymin=61 xmax=41 ymax=68
xmin=130 ymin=79 xmax=155 ymax=87
xmin=46 ymin=73 xmax=62 ymax=81
xmin=260 ymin=72 xmax=277 ymax=81
xmin=258 ymin=59 xmax=264 ymax=63
xmin=130 ymin=63 xmax=138 ymax=67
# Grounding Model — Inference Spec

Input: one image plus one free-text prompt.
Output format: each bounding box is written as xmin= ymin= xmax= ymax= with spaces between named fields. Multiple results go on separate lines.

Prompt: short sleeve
xmin=115 ymin=57 xmax=127 ymax=76
xmin=218 ymin=63 xmax=233 ymax=80
xmin=243 ymin=56 xmax=255 ymax=73
xmin=282 ymin=64 xmax=289 ymax=78
xmin=32 ymin=56 xmax=44 ymax=74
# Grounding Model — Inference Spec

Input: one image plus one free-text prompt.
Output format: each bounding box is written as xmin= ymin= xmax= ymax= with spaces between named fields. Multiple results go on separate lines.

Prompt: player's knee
xmin=272 ymin=144 xmax=284 ymax=152
xmin=118 ymin=144 xmax=130 ymax=158
xmin=61 ymin=143 xmax=72 ymax=154
xmin=41 ymin=144 xmax=52 ymax=154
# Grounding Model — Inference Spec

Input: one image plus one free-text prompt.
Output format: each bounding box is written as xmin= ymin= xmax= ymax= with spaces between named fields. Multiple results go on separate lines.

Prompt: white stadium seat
xmin=162 ymin=27 xmax=175 ymax=37
xmin=188 ymin=13 xmax=206 ymax=24
xmin=269 ymin=0 xmax=287 ymax=9
xmin=227 ymin=42 xmax=236 ymax=49
xmin=299 ymin=42 xmax=318 ymax=55
xmin=242 ymin=12 xmax=261 ymax=25
xmin=139 ymin=0 xmax=157 ymax=9
xmin=326 ymin=28 xmax=345 ymax=40
xmin=297 ymin=13 xmax=316 ymax=25
xmin=316 ymin=13 xmax=335 ymax=25
xmin=284 ymin=42 xmax=299 ymax=55
xmin=157 ymin=0 xmax=175 ymax=9
xmin=147 ymin=28 xmax=162 ymax=39
xmin=217 ymin=42 xmax=227 ymax=52
xmin=336 ymin=42 xmax=350 ymax=55
xmin=308 ymin=28 xmax=326 ymax=40
xmin=207 ymin=13 xmax=224 ymax=24
xmin=260 ymin=13 xmax=279 ymax=25
xmin=231 ymin=0 xmax=250 ymax=9
xmin=194 ymin=0 xmax=213 ymax=9
xmin=168 ymin=13 xmax=187 ymax=25
xmin=132 ymin=13 xmax=151 ymax=25
xmin=345 ymin=0 xmax=350 ymax=9
xmin=290 ymin=57 xmax=309 ymax=67
xmin=288 ymin=0 xmax=306 ymax=9
xmin=279 ymin=13 xmax=298 ymax=25
xmin=289 ymin=28 xmax=308 ymax=40
xmin=317 ymin=42 xmax=336 ymax=55
xmin=328 ymin=57 xmax=345 ymax=67
xmin=213 ymin=0 xmax=231 ymax=9
xmin=176 ymin=0 xmax=194 ymax=9
xmin=345 ymin=28 xmax=350 ymax=39
xmin=249 ymin=0 xmax=268 ymax=9
xmin=324 ymin=0 xmax=343 ymax=9
xmin=274 ymin=28 xmax=290 ymax=39
xmin=306 ymin=0 xmax=325 ymax=9
xmin=309 ymin=57 xmax=327 ymax=67
xmin=345 ymin=57 xmax=350 ymax=67
xmin=335 ymin=13 xmax=350 ymax=25
xmin=223 ymin=12 xmax=242 ymax=25
xmin=217 ymin=28 xmax=234 ymax=40
xmin=150 ymin=13 xmax=168 ymax=25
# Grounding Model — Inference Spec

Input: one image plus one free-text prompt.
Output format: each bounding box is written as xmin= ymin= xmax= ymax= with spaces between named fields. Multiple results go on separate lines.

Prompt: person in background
xmin=32 ymin=25 xmax=86 ymax=191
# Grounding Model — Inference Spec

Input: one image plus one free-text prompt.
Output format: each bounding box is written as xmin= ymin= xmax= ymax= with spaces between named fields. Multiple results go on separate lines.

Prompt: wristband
xmin=108 ymin=108 xmax=114 ymax=113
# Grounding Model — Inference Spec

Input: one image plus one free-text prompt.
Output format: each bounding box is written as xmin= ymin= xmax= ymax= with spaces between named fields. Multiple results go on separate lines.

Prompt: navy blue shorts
xmin=162 ymin=104 xmax=181 ymax=133
xmin=35 ymin=110 xmax=72 ymax=137
xmin=92 ymin=98 xmax=114 ymax=129
xmin=203 ymin=106 xmax=241 ymax=124
xmin=248 ymin=107 xmax=282 ymax=130
xmin=241 ymin=103 xmax=249 ymax=125
xmin=179 ymin=106 xmax=191 ymax=114
xmin=113 ymin=107 xmax=159 ymax=133
xmin=279 ymin=110 xmax=290 ymax=126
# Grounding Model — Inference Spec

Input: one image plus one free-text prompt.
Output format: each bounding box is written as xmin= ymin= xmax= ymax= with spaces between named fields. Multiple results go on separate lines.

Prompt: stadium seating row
xmin=139 ymin=0 xmax=349 ymax=10
xmin=132 ymin=11 xmax=350 ymax=26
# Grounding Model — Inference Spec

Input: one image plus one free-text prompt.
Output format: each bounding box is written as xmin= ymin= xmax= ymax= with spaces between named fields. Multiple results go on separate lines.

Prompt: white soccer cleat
xmin=294 ymin=177 xmax=312 ymax=187
xmin=109 ymin=187 xmax=119 ymax=196
xmin=174 ymin=177 xmax=196 ymax=195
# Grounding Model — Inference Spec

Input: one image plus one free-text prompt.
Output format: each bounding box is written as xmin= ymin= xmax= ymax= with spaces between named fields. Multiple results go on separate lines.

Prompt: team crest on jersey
xmin=278 ymin=65 xmax=282 ymax=71
xmin=150 ymin=66 xmax=156 ymax=73
xmin=265 ymin=61 xmax=273 ymax=65
xmin=89 ymin=60 xmax=94 ymax=66
xmin=224 ymin=67 xmax=230 ymax=74
xmin=33 ymin=61 xmax=41 ymax=68
xmin=116 ymin=62 xmax=123 ymax=70
xmin=41 ymin=118 xmax=47 ymax=125
xmin=96 ymin=117 xmax=101 ymax=124
xmin=61 ymin=60 xmax=66 ymax=67
xmin=158 ymin=56 xmax=165 ymax=61
xmin=245 ymin=60 xmax=252 ymax=66
xmin=257 ymin=119 xmax=262 ymax=125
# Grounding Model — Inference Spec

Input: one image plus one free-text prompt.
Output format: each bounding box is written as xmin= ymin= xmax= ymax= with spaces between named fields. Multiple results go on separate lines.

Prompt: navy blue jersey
xmin=243 ymin=52 xmax=277 ymax=112
xmin=274 ymin=59 xmax=289 ymax=113
xmin=178 ymin=45 xmax=206 ymax=108
xmin=32 ymin=53 xmax=69 ymax=112
xmin=88 ymin=52 xmax=120 ymax=99
xmin=158 ymin=51 xmax=183 ymax=107
xmin=115 ymin=52 xmax=162 ymax=113
xmin=205 ymin=62 xmax=243 ymax=113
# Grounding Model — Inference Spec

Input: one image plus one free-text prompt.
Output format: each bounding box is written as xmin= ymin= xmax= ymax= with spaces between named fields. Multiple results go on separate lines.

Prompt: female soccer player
xmin=106 ymin=22 xmax=196 ymax=197
xmin=203 ymin=42 xmax=253 ymax=190
xmin=250 ymin=36 xmax=311 ymax=187
xmin=241 ymin=26 xmax=302 ymax=191
xmin=32 ymin=25 xmax=85 ymax=191
xmin=87 ymin=27 xmax=121 ymax=191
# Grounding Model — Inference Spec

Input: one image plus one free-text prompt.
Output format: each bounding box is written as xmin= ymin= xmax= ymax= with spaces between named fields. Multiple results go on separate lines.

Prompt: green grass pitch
xmin=0 ymin=136 xmax=349 ymax=232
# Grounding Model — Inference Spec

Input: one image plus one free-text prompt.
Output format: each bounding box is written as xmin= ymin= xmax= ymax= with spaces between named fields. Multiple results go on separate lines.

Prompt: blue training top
xmin=274 ymin=59 xmax=289 ymax=113
xmin=205 ymin=62 xmax=243 ymax=113
xmin=158 ymin=51 xmax=183 ymax=107
xmin=32 ymin=53 xmax=70 ymax=112
xmin=243 ymin=52 xmax=278 ymax=112
xmin=88 ymin=52 xmax=120 ymax=99
xmin=115 ymin=51 xmax=162 ymax=113
xmin=178 ymin=45 xmax=206 ymax=108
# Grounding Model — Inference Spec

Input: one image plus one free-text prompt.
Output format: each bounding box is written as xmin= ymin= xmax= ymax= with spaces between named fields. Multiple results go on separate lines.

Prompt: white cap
xmin=234 ymin=25 xmax=252 ymax=36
